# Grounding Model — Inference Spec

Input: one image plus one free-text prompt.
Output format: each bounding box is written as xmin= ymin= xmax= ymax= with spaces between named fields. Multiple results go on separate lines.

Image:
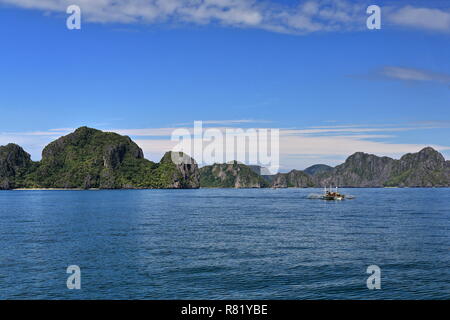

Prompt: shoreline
xmin=6 ymin=186 xmax=450 ymax=191
xmin=12 ymin=188 xmax=101 ymax=191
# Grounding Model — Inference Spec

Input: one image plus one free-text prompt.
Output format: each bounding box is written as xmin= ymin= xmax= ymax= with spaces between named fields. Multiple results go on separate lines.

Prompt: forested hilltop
xmin=0 ymin=127 xmax=199 ymax=189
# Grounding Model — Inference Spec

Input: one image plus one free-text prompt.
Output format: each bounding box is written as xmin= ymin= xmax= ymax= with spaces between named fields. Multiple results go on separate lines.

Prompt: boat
xmin=321 ymin=186 xmax=345 ymax=201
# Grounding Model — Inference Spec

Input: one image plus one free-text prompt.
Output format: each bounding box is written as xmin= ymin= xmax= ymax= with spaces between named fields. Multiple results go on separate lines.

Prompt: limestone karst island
xmin=1 ymin=127 xmax=450 ymax=190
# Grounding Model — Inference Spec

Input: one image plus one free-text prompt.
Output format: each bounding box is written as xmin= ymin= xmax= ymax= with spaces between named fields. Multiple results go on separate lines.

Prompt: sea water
xmin=0 ymin=188 xmax=449 ymax=299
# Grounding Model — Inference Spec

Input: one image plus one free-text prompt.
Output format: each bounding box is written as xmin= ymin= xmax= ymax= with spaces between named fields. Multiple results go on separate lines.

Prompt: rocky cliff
xmin=200 ymin=161 xmax=268 ymax=188
xmin=386 ymin=147 xmax=450 ymax=187
xmin=0 ymin=144 xmax=35 ymax=189
xmin=271 ymin=170 xmax=314 ymax=188
xmin=303 ymin=164 xmax=333 ymax=176
xmin=157 ymin=151 xmax=200 ymax=189
xmin=316 ymin=147 xmax=450 ymax=187
xmin=0 ymin=127 xmax=200 ymax=189
xmin=315 ymin=152 xmax=397 ymax=187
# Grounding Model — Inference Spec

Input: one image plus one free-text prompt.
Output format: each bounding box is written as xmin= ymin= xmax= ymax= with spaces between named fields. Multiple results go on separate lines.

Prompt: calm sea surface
xmin=0 ymin=188 xmax=449 ymax=299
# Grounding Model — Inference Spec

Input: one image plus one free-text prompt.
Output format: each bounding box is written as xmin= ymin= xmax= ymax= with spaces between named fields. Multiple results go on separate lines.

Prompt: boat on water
xmin=307 ymin=187 xmax=354 ymax=201
xmin=321 ymin=186 xmax=345 ymax=201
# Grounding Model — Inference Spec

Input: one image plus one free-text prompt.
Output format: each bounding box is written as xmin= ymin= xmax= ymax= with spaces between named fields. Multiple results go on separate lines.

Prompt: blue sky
xmin=0 ymin=0 xmax=450 ymax=170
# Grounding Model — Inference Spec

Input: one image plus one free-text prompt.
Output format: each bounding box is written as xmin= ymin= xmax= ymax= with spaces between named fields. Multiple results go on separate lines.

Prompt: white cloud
xmin=288 ymin=137 xmax=447 ymax=157
xmin=0 ymin=0 xmax=366 ymax=34
xmin=379 ymin=66 xmax=450 ymax=86
xmin=106 ymin=128 xmax=179 ymax=137
xmin=177 ymin=119 xmax=272 ymax=125
xmin=2 ymin=0 xmax=450 ymax=34
xmin=280 ymin=127 xmax=413 ymax=136
xmin=387 ymin=5 xmax=450 ymax=33
xmin=354 ymin=66 xmax=450 ymax=88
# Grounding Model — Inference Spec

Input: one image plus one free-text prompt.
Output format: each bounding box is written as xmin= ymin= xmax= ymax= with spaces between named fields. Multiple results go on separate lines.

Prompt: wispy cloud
xmin=387 ymin=5 xmax=450 ymax=33
xmin=0 ymin=0 xmax=366 ymax=34
xmin=106 ymin=128 xmax=178 ymax=137
xmin=3 ymin=0 xmax=450 ymax=34
xmin=353 ymin=66 xmax=450 ymax=88
xmin=175 ymin=119 xmax=272 ymax=126
xmin=380 ymin=66 xmax=450 ymax=86
xmin=280 ymin=126 xmax=414 ymax=136
xmin=7 ymin=128 xmax=74 ymax=136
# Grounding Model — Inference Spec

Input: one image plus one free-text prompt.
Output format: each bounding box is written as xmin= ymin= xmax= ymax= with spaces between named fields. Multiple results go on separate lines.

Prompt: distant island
xmin=1 ymin=127 xmax=449 ymax=190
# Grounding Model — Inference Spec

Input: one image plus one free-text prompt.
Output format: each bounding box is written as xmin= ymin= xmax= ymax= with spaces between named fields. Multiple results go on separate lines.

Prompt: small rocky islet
xmin=1 ymin=127 xmax=449 ymax=189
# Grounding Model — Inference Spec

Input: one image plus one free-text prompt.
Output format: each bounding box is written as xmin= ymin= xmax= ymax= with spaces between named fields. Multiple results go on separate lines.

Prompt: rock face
xmin=303 ymin=164 xmax=333 ymax=176
xmin=200 ymin=161 xmax=268 ymax=188
xmin=386 ymin=147 xmax=449 ymax=187
xmin=447 ymin=161 xmax=450 ymax=176
xmin=158 ymin=152 xmax=200 ymax=189
xmin=315 ymin=152 xmax=397 ymax=187
xmin=0 ymin=144 xmax=34 ymax=189
xmin=316 ymin=147 xmax=450 ymax=187
xmin=271 ymin=170 xmax=314 ymax=188
xmin=0 ymin=127 xmax=200 ymax=189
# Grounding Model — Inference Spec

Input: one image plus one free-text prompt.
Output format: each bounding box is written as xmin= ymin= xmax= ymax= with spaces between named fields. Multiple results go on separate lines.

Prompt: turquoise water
xmin=0 ymin=188 xmax=449 ymax=299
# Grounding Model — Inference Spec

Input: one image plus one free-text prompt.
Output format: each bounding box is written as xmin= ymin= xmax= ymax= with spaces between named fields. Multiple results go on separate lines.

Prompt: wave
xmin=307 ymin=193 xmax=356 ymax=199
xmin=307 ymin=193 xmax=323 ymax=199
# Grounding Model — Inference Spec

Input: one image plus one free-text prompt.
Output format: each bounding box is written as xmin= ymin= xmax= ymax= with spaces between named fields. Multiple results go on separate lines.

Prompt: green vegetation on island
xmin=0 ymin=127 xmax=199 ymax=190
xmin=271 ymin=170 xmax=314 ymax=188
xmin=316 ymin=147 xmax=450 ymax=188
xmin=199 ymin=161 xmax=269 ymax=188
xmin=303 ymin=164 xmax=333 ymax=176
